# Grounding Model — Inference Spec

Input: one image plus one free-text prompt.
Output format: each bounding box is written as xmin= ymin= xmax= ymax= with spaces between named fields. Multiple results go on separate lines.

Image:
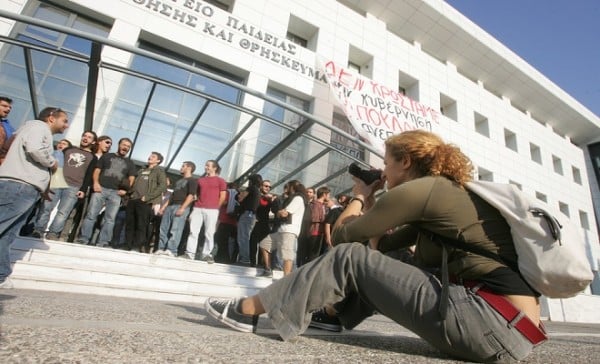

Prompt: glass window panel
xmin=62 ymin=35 xmax=92 ymax=56
xmin=131 ymin=56 xmax=190 ymax=86
xmin=3 ymin=44 xmax=26 ymax=64
xmin=48 ymin=57 xmax=88 ymax=84
xmin=180 ymin=93 xmax=208 ymax=120
xmin=30 ymin=50 xmax=53 ymax=74
xmin=190 ymin=73 xmax=240 ymax=104
xmin=38 ymin=77 xmax=85 ymax=108
xmin=118 ymin=75 xmax=154 ymax=104
xmin=151 ymin=85 xmax=186 ymax=116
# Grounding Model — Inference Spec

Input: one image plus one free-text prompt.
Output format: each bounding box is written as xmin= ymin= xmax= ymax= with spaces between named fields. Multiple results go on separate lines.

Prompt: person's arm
xmin=78 ymin=155 xmax=98 ymax=198
xmin=176 ymin=194 xmax=195 ymax=216
xmin=218 ymin=190 xmax=227 ymax=207
xmin=24 ymin=126 xmax=56 ymax=169
xmin=92 ymin=167 xmax=102 ymax=192
xmin=331 ymin=178 xmax=433 ymax=246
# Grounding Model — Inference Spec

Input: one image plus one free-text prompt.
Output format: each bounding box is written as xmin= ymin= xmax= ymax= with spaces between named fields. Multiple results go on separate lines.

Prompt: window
xmin=535 ymin=192 xmax=547 ymax=203
xmin=398 ymin=70 xmax=419 ymax=101
xmin=287 ymin=15 xmax=318 ymax=51
xmin=558 ymin=201 xmax=569 ymax=217
xmin=0 ymin=2 xmax=110 ymax=129
xmin=440 ymin=93 xmax=457 ymax=122
xmin=477 ymin=167 xmax=493 ymax=182
xmin=348 ymin=45 xmax=372 ymax=78
xmin=552 ymin=155 xmax=563 ymax=175
xmin=286 ymin=32 xmax=307 ymax=48
xmin=474 ymin=112 xmax=489 ymax=138
xmin=256 ymin=88 xmax=311 ymax=183
xmin=529 ymin=143 xmax=542 ymax=164
xmin=504 ymin=128 xmax=517 ymax=152
xmin=106 ymin=42 xmax=244 ymax=172
xmin=572 ymin=166 xmax=582 ymax=185
xmin=579 ymin=210 xmax=590 ymax=230
xmin=205 ymin=0 xmax=234 ymax=12
xmin=508 ymin=180 xmax=522 ymax=190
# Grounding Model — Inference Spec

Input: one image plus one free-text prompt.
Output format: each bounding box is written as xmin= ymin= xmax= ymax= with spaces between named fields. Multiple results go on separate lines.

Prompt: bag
xmin=464 ymin=180 xmax=593 ymax=298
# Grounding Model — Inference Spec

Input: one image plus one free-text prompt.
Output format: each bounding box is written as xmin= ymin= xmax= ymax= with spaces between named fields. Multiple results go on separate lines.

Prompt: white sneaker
xmin=164 ymin=250 xmax=175 ymax=257
xmin=0 ymin=278 xmax=14 ymax=289
xmin=153 ymin=250 xmax=165 ymax=255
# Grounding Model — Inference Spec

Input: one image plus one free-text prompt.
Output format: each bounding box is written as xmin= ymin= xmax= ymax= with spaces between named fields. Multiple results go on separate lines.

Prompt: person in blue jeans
xmin=236 ymin=174 xmax=261 ymax=265
xmin=0 ymin=107 xmax=69 ymax=288
xmin=78 ymin=138 xmax=136 ymax=247
xmin=155 ymin=161 xmax=196 ymax=256
xmin=206 ymin=130 xmax=546 ymax=362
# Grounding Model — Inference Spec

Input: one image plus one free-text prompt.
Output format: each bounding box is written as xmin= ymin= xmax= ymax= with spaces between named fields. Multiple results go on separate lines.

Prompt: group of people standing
xmin=0 ymin=97 xmax=349 ymax=287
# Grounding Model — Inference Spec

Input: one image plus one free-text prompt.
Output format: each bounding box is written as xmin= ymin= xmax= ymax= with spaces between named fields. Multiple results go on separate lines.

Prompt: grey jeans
xmin=258 ymin=243 xmax=535 ymax=362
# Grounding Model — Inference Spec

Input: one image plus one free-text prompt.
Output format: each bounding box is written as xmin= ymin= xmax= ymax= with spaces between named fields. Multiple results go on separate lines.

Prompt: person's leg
xmin=79 ymin=192 xmax=105 ymax=243
xmin=0 ymin=181 xmax=39 ymax=282
xmin=167 ymin=207 xmax=189 ymax=255
xmin=97 ymin=189 xmax=121 ymax=246
xmin=135 ymin=201 xmax=152 ymax=252
xmin=124 ymin=199 xmax=137 ymax=250
xmin=47 ymin=186 xmax=79 ymax=237
xmin=236 ymin=211 xmax=256 ymax=264
xmin=201 ymin=208 xmax=219 ymax=258
xmin=185 ymin=207 xmax=203 ymax=259
xmin=158 ymin=205 xmax=174 ymax=251
xmin=258 ymin=233 xmax=274 ymax=270
xmin=249 ymin=243 xmax=533 ymax=361
xmin=33 ymin=189 xmax=62 ymax=234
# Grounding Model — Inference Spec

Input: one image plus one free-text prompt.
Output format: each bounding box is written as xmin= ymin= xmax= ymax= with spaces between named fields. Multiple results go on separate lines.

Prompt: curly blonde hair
xmin=384 ymin=130 xmax=474 ymax=186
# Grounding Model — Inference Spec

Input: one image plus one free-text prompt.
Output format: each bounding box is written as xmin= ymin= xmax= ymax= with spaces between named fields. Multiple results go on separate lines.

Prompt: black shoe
xmin=257 ymin=268 xmax=273 ymax=278
xmin=205 ymin=297 xmax=258 ymax=333
xmin=201 ymin=254 xmax=215 ymax=264
xmin=30 ymin=231 xmax=42 ymax=238
xmin=309 ymin=309 xmax=343 ymax=332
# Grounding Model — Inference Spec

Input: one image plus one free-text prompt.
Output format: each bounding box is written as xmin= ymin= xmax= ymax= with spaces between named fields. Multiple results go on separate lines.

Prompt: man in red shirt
xmin=183 ymin=160 xmax=226 ymax=263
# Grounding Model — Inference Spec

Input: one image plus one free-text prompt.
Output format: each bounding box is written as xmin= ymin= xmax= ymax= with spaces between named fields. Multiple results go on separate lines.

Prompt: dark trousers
xmin=249 ymin=222 xmax=270 ymax=266
xmin=214 ymin=223 xmax=237 ymax=263
xmin=298 ymin=235 xmax=323 ymax=266
xmin=125 ymin=199 xmax=152 ymax=251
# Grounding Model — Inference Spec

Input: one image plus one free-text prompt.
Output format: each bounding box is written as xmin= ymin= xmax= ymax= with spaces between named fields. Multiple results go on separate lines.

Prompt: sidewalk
xmin=1 ymin=288 xmax=599 ymax=363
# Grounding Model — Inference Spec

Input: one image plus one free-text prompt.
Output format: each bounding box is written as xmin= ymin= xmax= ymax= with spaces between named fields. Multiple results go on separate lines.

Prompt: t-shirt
xmin=63 ymin=147 xmax=95 ymax=189
xmin=96 ymin=153 xmax=136 ymax=190
xmin=239 ymin=185 xmax=260 ymax=212
xmin=194 ymin=175 xmax=226 ymax=209
xmin=170 ymin=176 xmax=196 ymax=205
xmin=131 ymin=168 xmax=151 ymax=200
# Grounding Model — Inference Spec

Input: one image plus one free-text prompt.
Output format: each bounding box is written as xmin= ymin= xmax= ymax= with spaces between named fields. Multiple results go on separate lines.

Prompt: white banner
xmin=321 ymin=59 xmax=441 ymax=153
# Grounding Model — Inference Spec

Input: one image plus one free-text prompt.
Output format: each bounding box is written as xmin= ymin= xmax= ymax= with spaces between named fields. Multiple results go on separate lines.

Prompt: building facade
xmin=1 ymin=0 xmax=599 ymax=297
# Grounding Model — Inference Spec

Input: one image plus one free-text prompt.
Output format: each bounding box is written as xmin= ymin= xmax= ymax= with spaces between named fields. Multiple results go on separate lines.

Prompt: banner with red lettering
xmin=321 ymin=59 xmax=440 ymax=153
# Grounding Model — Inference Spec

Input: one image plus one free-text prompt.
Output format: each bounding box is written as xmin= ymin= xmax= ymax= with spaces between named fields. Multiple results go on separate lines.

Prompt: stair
xmin=8 ymin=236 xmax=279 ymax=304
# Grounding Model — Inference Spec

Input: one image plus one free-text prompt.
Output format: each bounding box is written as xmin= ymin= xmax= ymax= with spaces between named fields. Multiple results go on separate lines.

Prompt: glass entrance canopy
xmin=0 ymin=9 xmax=382 ymax=196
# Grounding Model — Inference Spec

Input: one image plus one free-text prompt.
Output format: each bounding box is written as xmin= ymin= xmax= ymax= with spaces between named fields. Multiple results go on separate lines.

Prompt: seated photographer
xmin=205 ymin=130 xmax=545 ymax=362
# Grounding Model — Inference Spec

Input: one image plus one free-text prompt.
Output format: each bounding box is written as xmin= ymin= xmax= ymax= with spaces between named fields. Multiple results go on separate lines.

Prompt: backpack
xmin=458 ymin=180 xmax=593 ymax=298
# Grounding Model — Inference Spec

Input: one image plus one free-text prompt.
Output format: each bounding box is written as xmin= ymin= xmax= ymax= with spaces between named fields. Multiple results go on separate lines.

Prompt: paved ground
xmin=1 ymin=289 xmax=599 ymax=363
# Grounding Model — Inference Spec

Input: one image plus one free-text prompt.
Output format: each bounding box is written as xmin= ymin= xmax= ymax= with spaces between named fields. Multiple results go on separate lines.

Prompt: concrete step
xmin=8 ymin=236 xmax=280 ymax=303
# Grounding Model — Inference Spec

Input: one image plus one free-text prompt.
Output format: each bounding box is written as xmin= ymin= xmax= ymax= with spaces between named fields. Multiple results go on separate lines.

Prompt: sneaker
xmin=309 ymin=309 xmax=343 ymax=332
xmin=76 ymin=239 xmax=89 ymax=245
xmin=258 ymin=268 xmax=273 ymax=278
xmin=164 ymin=250 xmax=175 ymax=257
xmin=0 ymin=278 xmax=14 ymax=289
xmin=153 ymin=250 xmax=165 ymax=255
xmin=205 ymin=297 xmax=258 ymax=333
xmin=45 ymin=232 xmax=60 ymax=240
xmin=201 ymin=254 xmax=215 ymax=264
xmin=179 ymin=253 xmax=192 ymax=259
xmin=30 ymin=231 xmax=43 ymax=238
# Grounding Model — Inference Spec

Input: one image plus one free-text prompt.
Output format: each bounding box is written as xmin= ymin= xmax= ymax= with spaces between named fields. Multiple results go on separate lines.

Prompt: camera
xmin=348 ymin=162 xmax=382 ymax=185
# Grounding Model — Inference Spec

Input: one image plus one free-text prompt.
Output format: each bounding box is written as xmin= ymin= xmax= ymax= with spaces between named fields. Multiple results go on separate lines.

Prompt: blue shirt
xmin=1 ymin=119 xmax=15 ymax=140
